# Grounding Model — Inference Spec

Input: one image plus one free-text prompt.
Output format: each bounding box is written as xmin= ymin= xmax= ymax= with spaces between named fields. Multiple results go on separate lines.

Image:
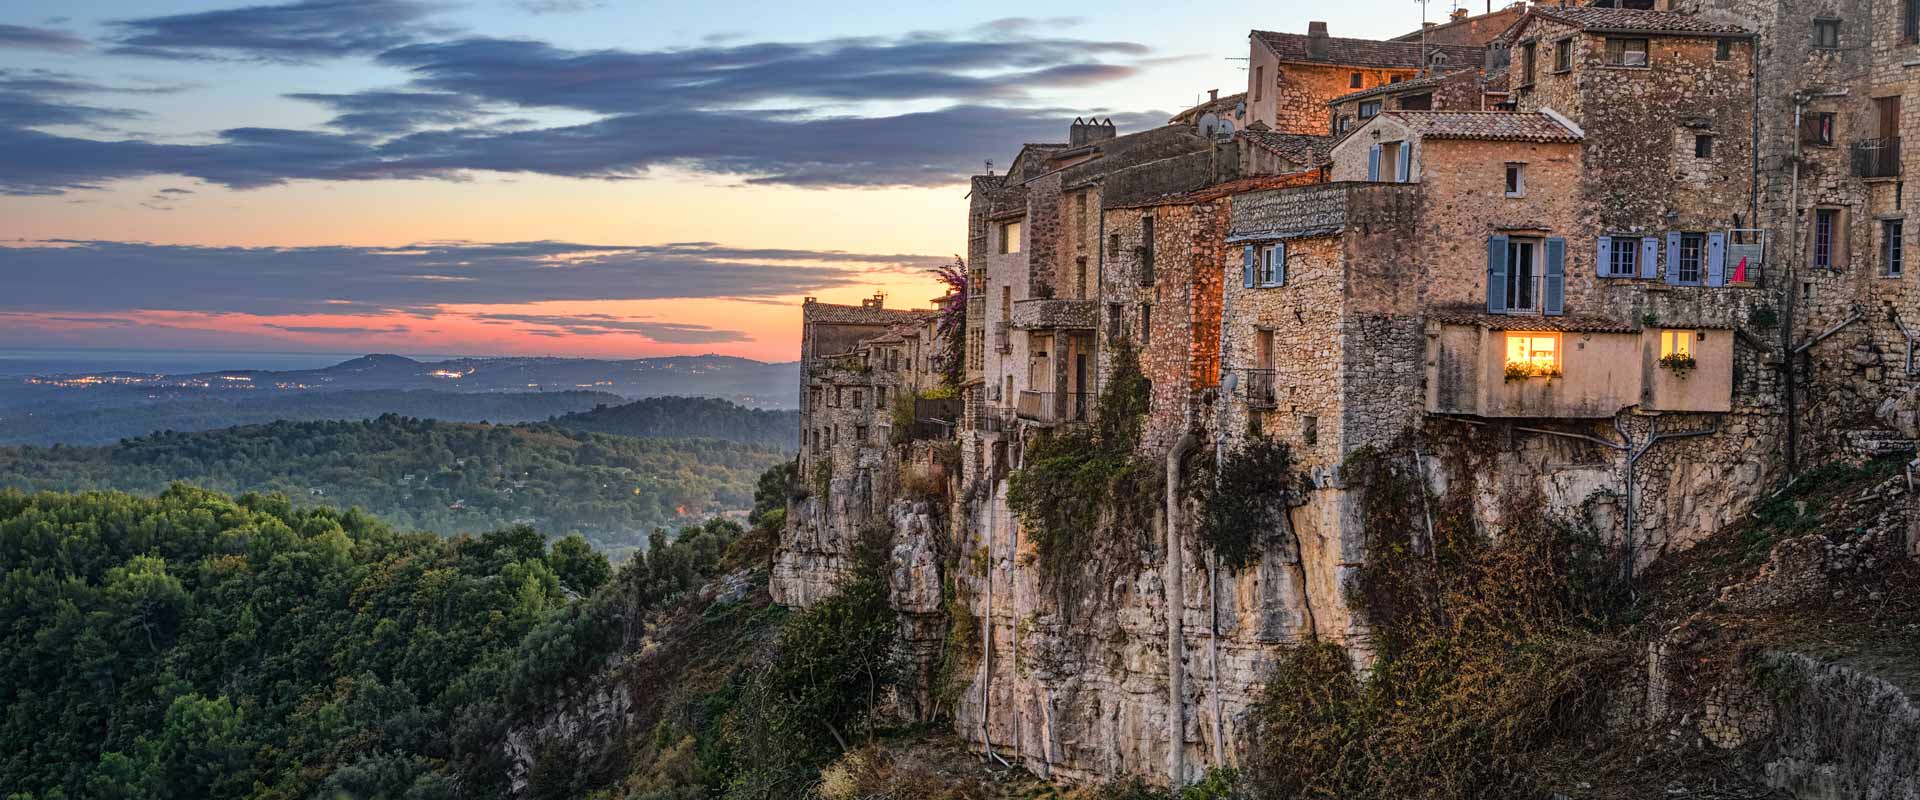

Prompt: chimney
xmin=1451 ymin=7 xmax=1471 ymax=20
xmin=1307 ymin=21 xmax=1329 ymax=59
xmin=1069 ymin=116 xmax=1117 ymax=147
xmin=1208 ymin=88 xmax=1219 ymax=102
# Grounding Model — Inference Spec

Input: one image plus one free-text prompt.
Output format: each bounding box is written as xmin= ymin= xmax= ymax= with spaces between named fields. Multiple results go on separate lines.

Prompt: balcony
xmin=993 ymin=322 xmax=1012 ymax=354
xmin=1015 ymin=389 xmax=1090 ymax=424
xmin=1244 ymin=369 xmax=1279 ymax=409
xmin=1852 ymin=138 xmax=1901 ymax=179
xmin=1010 ymin=298 xmax=1098 ymax=330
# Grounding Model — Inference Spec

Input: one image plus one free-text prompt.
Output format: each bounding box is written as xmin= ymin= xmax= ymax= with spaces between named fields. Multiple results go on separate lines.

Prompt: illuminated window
xmin=999 ymin=221 xmax=1022 ymax=254
xmin=1660 ymin=330 xmax=1694 ymax=359
xmin=1504 ymin=332 xmax=1560 ymax=376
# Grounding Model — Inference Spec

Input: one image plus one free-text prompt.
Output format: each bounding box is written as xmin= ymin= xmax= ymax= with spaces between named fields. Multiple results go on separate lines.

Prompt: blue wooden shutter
xmin=1486 ymin=235 xmax=1510 ymax=312
xmin=1544 ymin=237 xmax=1566 ymax=316
xmin=1596 ymin=236 xmax=1613 ymax=277
xmin=1664 ymin=232 xmax=1682 ymax=285
xmin=1242 ymin=245 xmax=1255 ymax=288
xmin=1396 ymin=143 xmax=1412 ymax=182
xmin=1640 ymin=237 xmax=1660 ymax=280
xmin=1368 ymin=145 xmax=1382 ymax=181
xmin=1275 ymin=242 xmax=1288 ymax=286
xmin=1705 ymin=232 xmax=1727 ymax=286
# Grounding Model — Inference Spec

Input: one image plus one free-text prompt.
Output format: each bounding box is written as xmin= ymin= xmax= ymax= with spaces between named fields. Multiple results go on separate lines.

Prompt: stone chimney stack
xmin=1451 ymin=7 xmax=1471 ymax=20
xmin=1068 ymin=116 xmax=1117 ymax=147
xmin=1307 ymin=21 xmax=1329 ymax=59
xmin=1208 ymin=88 xmax=1219 ymax=102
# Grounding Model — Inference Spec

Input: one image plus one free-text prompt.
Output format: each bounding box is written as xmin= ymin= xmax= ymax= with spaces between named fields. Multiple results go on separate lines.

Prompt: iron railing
xmin=1244 ymin=369 xmax=1279 ymax=409
xmin=1015 ymin=390 xmax=1091 ymax=424
xmin=1852 ymin=137 xmax=1902 ymax=179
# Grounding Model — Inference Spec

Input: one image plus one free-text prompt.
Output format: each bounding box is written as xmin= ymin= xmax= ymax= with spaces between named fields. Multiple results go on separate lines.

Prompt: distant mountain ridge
xmin=0 ymin=389 xmax=624 ymax=447
xmin=2 ymin=353 xmax=801 ymax=414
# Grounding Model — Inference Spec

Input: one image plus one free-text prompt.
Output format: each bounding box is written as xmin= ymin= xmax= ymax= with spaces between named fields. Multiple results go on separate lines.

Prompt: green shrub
xmin=1195 ymin=436 xmax=1300 ymax=569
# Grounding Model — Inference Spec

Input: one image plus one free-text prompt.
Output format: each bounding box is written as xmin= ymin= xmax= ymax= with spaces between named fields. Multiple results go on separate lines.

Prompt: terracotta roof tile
xmin=1428 ymin=307 xmax=1638 ymax=333
xmin=1241 ymin=130 xmax=1335 ymax=166
xmin=804 ymin=302 xmax=934 ymax=326
xmin=1326 ymin=72 xmax=1450 ymax=105
xmin=1522 ymin=7 xmax=1752 ymax=37
xmin=1170 ymin=91 xmax=1247 ymax=125
xmin=1253 ymin=30 xmax=1485 ymax=70
xmin=1386 ymin=110 xmax=1581 ymax=142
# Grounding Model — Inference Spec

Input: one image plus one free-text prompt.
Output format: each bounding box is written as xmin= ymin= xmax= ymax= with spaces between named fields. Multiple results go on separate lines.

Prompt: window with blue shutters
xmin=1599 ymin=236 xmax=1639 ymax=277
xmin=1640 ymin=237 xmax=1660 ymax=280
xmin=1543 ymin=237 xmax=1566 ymax=315
xmin=1257 ymin=242 xmax=1287 ymax=287
xmin=1705 ymin=232 xmax=1727 ymax=286
xmin=1487 ymin=235 xmax=1510 ymax=313
xmin=1242 ymin=245 xmax=1256 ymax=288
xmin=1368 ymin=144 xmax=1382 ymax=181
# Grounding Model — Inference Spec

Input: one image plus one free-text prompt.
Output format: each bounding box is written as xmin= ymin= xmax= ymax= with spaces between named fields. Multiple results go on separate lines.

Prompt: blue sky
xmin=0 ymin=0 xmax=1453 ymax=359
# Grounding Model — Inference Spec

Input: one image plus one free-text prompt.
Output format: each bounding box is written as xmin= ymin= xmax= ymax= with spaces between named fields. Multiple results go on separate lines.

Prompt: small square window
xmin=1350 ymin=72 xmax=1364 ymax=88
xmin=1606 ymin=37 xmax=1649 ymax=67
xmin=1803 ymin=112 xmax=1836 ymax=146
xmin=1813 ymin=18 xmax=1840 ymax=49
xmin=1504 ymin=332 xmax=1560 ymax=377
xmin=1715 ymin=39 xmax=1733 ymax=61
xmin=1505 ymin=163 xmax=1526 ymax=197
xmin=1358 ymin=100 xmax=1382 ymax=119
xmin=1695 ymin=135 xmax=1714 ymax=158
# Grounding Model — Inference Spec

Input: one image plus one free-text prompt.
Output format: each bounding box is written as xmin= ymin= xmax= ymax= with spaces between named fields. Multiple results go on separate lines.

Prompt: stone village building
xmin=777 ymin=0 xmax=1915 ymax=789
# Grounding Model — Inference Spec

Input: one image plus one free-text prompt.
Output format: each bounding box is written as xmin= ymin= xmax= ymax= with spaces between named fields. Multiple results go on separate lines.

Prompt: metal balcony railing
xmin=1015 ymin=390 xmax=1091 ymax=424
xmin=1852 ymin=138 xmax=1902 ymax=179
xmin=1244 ymin=369 xmax=1279 ymax=409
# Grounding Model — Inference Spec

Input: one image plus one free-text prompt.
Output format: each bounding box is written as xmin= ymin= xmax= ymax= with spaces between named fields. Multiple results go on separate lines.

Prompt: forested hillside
xmin=549 ymin=395 xmax=799 ymax=449
xmin=0 ymin=416 xmax=786 ymax=555
xmin=0 ymin=389 xmax=621 ymax=446
xmin=0 ymin=484 xmax=749 ymax=799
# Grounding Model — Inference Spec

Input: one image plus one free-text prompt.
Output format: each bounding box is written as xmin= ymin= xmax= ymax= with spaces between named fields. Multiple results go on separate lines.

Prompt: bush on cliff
xmin=1243 ymin=442 xmax=1630 ymax=800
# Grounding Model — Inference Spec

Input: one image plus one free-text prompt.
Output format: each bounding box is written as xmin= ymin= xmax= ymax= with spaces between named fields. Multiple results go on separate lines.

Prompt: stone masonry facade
xmin=775 ymin=0 xmax=1919 ymax=791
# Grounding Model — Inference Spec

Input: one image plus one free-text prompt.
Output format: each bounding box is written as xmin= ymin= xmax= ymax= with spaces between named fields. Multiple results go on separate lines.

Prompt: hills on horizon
xmin=3 ymin=351 xmax=801 ymax=411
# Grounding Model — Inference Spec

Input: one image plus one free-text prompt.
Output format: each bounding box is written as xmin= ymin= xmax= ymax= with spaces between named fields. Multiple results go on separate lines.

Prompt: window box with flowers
xmin=1503 ymin=332 xmax=1562 ymax=382
xmin=1658 ymin=330 xmax=1698 ymax=378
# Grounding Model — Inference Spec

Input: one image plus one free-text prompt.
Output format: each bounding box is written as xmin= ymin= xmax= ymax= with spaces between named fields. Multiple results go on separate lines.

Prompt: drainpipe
xmin=1164 ymin=427 xmax=1201 ymax=787
xmin=1209 ymin=257 xmax=1240 ymax=772
xmin=1888 ymin=309 xmax=1916 ymax=377
xmin=1784 ymin=95 xmax=1805 ymax=479
xmin=979 ymin=480 xmax=1000 ymax=765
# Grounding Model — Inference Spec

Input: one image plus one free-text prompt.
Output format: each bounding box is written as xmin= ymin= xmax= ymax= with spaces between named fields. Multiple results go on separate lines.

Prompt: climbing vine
xmin=1005 ymin=339 xmax=1159 ymax=594
xmin=1194 ymin=435 xmax=1302 ymax=569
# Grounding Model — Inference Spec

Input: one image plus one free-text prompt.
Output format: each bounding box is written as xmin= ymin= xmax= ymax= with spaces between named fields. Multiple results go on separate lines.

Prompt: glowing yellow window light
xmin=1504 ymin=332 xmax=1560 ymax=377
xmin=1660 ymin=330 xmax=1693 ymax=358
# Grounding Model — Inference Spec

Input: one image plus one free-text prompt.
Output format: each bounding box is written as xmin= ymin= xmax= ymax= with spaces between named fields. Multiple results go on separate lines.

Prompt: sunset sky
xmin=1 ymin=0 xmax=1437 ymax=361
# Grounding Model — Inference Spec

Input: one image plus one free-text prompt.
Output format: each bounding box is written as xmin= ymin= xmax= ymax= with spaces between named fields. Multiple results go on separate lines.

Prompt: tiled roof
xmin=1109 ymin=173 xmax=1323 ymax=210
xmin=1326 ymin=72 xmax=1449 ymax=106
xmin=1522 ymin=7 xmax=1752 ymax=37
xmin=1253 ymin=30 xmax=1485 ymax=70
xmin=1241 ymin=130 xmax=1335 ymax=166
xmin=804 ymin=302 xmax=934 ymax=326
xmin=1386 ymin=111 xmax=1582 ymax=142
xmin=1429 ymin=307 xmax=1638 ymax=333
xmin=1170 ymin=91 xmax=1247 ymax=124
xmin=1483 ymin=71 xmax=1511 ymax=93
